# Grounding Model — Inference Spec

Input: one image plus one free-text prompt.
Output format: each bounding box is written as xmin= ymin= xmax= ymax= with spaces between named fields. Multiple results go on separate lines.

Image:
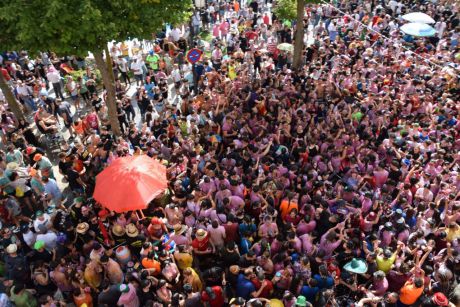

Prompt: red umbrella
xmin=93 ymin=155 xmax=168 ymax=213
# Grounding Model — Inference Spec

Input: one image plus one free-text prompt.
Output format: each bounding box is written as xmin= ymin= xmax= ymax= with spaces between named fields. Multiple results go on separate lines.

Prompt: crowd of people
xmin=0 ymin=0 xmax=460 ymax=306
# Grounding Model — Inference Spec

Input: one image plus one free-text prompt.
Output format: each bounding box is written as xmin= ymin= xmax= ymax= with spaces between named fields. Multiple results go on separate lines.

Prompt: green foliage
xmin=274 ymin=0 xmax=297 ymax=21
xmin=0 ymin=0 xmax=193 ymax=55
xmin=66 ymin=69 xmax=102 ymax=85
xmin=273 ymin=0 xmax=323 ymax=21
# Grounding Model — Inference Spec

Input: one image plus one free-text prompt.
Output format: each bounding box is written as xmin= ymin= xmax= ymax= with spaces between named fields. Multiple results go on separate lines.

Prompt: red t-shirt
xmin=1 ymin=68 xmax=11 ymax=81
xmin=192 ymin=235 xmax=210 ymax=252
xmin=251 ymin=279 xmax=274 ymax=299
xmin=263 ymin=15 xmax=269 ymax=25
xmin=223 ymin=223 xmax=239 ymax=243
xmin=245 ymin=31 xmax=258 ymax=41
xmin=201 ymin=286 xmax=224 ymax=307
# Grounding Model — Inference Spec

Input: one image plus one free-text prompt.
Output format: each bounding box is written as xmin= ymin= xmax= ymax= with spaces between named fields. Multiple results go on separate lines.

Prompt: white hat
xmin=6 ymin=243 xmax=17 ymax=254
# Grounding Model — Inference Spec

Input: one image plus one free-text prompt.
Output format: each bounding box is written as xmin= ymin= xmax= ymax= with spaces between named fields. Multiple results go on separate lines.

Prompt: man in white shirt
xmin=171 ymin=64 xmax=182 ymax=84
xmin=435 ymin=18 xmax=447 ymax=39
xmin=116 ymin=55 xmax=131 ymax=85
xmin=16 ymin=81 xmax=37 ymax=111
xmin=170 ymin=27 xmax=182 ymax=42
xmin=192 ymin=12 xmax=201 ymax=37
xmin=36 ymin=229 xmax=58 ymax=251
xmin=130 ymin=58 xmax=144 ymax=86
xmin=46 ymin=67 xmax=65 ymax=99
xmin=21 ymin=225 xmax=36 ymax=249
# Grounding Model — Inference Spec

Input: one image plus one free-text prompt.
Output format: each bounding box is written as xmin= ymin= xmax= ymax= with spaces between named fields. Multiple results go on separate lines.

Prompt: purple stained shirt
xmin=170 ymin=234 xmax=189 ymax=246
xmin=397 ymin=229 xmax=410 ymax=243
xmin=296 ymin=221 xmax=316 ymax=236
xmin=229 ymin=195 xmax=245 ymax=212
xmin=381 ymin=230 xmax=393 ymax=247
xmin=216 ymin=189 xmax=232 ymax=204
xmin=373 ymin=170 xmax=389 ymax=187
xmin=360 ymin=196 xmax=372 ymax=212
xmin=230 ymin=184 xmax=245 ymax=198
xmin=319 ymin=234 xmax=342 ymax=258
xmin=371 ymin=277 xmax=388 ymax=296
xmin=199 ymin=181 xmax=217 ymax=194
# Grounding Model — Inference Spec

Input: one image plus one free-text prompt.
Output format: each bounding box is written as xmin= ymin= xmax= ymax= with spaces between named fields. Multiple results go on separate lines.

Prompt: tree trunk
xmin=292 ymin=0 xmax=305 ymax=70
xmin=93 ymin=49 xmax=121 ymax=136
xmin=0 ymin=72 xmax=24 ymax=122
xmin=104 ymin=44 xmax=117 ymax=85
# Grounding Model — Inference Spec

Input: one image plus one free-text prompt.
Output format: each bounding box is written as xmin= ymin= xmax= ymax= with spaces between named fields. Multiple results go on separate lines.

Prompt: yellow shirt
xmin=376 ymin=252 xmax=396 ymax=273
xmin=228 ymin=65 xmax=236 ymax=80
xmin=446 ymin=225 xmax=460 ymax=242
xmin=174 ymin=251 xmax=193 ymax=270
xmin=121 ymin=43 xmax=129 ymax=56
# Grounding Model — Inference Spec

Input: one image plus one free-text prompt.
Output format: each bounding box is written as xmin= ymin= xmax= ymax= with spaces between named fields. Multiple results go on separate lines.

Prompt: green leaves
xmin=0 ymin=0 xmax=192 ymax=56
xmin=273 ymin=0 xmax=297 ymax=21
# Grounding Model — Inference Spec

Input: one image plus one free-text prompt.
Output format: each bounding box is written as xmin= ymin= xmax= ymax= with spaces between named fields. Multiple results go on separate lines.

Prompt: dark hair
xmin=414 ymin=277 xmax=424 ymax=288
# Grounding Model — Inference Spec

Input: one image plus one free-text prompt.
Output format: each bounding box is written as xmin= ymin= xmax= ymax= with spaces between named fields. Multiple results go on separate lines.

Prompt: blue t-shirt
xmin=144 ymin=83 xmax=155 ymax=99
xmin=240 ymin=237 xmax=251 ymax=255
xmin=313 ymin=274 xmax=334 ymax=289
xmin=194 ymin=64 xmax=204 ymax=77
xmin=236 ymin=274 xmax=255 ymax=300
xmin=238 ymin=223 xmax=256 ymax=237
xmin=300 ymin=285 xmax=319 ymax=303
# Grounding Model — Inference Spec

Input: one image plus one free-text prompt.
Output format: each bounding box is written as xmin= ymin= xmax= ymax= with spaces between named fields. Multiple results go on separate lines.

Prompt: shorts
xmin=134 ymin=74 xmax=143 ymax=81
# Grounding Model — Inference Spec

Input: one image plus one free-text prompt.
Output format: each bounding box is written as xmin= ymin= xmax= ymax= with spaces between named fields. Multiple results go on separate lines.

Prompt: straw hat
xmin=6 ymin=162 xmax=19 ymax=171
xmin=112 ymin=224 xmax=125 ymax=237
xmin=6 ymin=244 xmax=17 ymax=254
xmin=196 ymin=229 xmax=208 ymax=241
xmin=125 ymin=223 xmax=139 ymax=238
xmin=76 ymin=222 xmax=89 ymax=234
xmin=173 ymin=224 xmax=187 ymax=236
xmin=230 ymin=265 xmax=240 ymax=274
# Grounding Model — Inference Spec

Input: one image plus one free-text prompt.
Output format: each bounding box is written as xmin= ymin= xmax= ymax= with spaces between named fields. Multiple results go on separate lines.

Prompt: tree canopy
xmin=273 ymin=0 xmax=297 ymax=21
xmin=273 ymin=0 xmax=323 ymax=21
xmin=0 ymin=0 xmax=192 ymax=55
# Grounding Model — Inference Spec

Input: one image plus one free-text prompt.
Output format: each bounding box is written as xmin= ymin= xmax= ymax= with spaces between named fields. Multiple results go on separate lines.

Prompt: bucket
xmin=115 ymin=246 xmax=131 ymax=266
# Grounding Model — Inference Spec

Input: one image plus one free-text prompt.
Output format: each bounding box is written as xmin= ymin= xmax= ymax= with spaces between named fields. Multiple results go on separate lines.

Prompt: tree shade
xmin=0 ymin=0 xmax=192 ymax=135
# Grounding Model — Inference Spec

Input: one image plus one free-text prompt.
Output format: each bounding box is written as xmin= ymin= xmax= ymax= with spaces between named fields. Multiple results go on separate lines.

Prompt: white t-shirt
xmin=46 ymin=71 xmax=61 ymax=83
xmin=23 ymin=230 xmax=36 ymax=248
xmin=33 ymin=214 xmax=51 ymax=233
xmin=117 ymin=58 xmax=128 ymax=72
xmin=16 ymin=85 xmax=31 ymax=96
xmin=36 ymin=231 xmax=57 ymax=250
xmin=171 ymin=28 xmax=181 ymax=42
xmin=130 ymin=61 xmax=143 ymax=75
xmin=171 ymin=69 xmax=181 ymax=83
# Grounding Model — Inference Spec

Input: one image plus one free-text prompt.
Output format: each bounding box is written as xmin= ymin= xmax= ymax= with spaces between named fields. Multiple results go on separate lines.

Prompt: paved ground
xmin=22 ymin=12 xmax=315 ymax=203
xmin=33 ymin=77 xmax=179 ymax=205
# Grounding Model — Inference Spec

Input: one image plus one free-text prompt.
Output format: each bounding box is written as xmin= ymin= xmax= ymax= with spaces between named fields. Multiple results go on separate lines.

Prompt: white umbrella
xmin=402 ymin=12 xmax=435 ymax=24
xmin=400 ymin=22 xmax=436 ymax=37
xmin=277 ymin=43 xmax=294 ymax=52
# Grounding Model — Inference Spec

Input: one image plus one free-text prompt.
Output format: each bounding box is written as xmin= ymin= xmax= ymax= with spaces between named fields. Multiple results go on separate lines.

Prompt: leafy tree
xmin=292 ymin=0 xmax=305 ymax=70
xmin=273 ymin=0 xmax=297 ymax=21
xmin=0 ymin=0 xmax=192 ymax=135
xmin=0 ymin=19 xmax=26 ymax=121
xmin=274 ymin=0 xmax=322 ymax=70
